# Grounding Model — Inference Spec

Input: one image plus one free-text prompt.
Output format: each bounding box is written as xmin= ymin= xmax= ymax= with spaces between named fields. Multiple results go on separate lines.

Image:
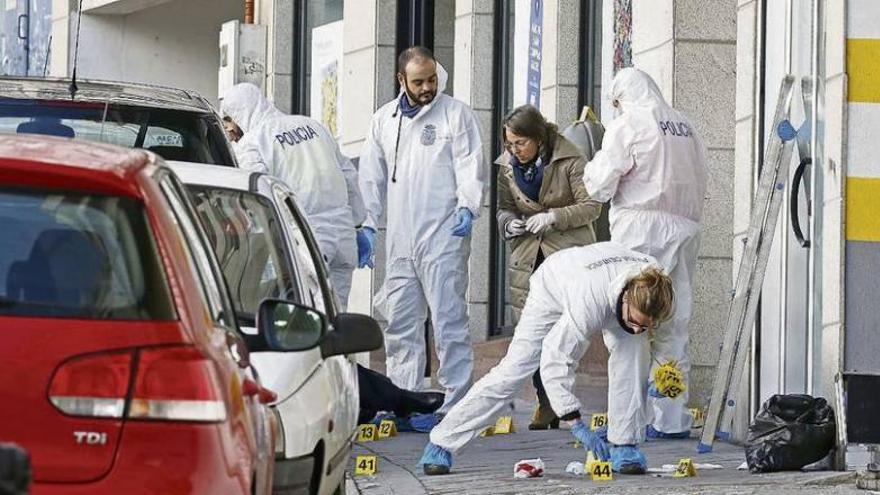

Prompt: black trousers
xmin=357 ymin=364 xmax=405 ymax=424
xmin=530 ymin=249 xmax=554 ymax=413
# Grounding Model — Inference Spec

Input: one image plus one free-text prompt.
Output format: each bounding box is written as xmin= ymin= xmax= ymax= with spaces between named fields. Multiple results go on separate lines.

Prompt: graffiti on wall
xmin=613 ymin=0 xmax=632 ymax=72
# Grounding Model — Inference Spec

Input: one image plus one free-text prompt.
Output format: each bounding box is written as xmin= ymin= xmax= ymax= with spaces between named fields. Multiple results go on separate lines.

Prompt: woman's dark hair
xmin=501 ymin=105 xmax=558 ymax=161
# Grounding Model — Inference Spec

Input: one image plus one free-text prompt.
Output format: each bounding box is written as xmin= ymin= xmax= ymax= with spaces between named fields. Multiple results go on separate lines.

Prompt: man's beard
xmin=405 ymin=85 xmax=435 ymax=106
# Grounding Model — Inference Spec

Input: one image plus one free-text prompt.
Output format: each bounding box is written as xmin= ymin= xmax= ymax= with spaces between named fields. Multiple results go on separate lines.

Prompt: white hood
xmin=397 ymin=61 xmax=450 ymax=110
xmin=220 ymin=83 xmax=281 ymax=133
xmin=610 ymin=68 xmax=669 ymax=113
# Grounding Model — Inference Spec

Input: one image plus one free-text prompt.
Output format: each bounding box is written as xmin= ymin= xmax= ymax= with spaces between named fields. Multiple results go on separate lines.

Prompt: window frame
xmin=186 ymin=184 xmax=306 ymax=321
xmin=280 ymin=194 xmax=339 ymax=322
xmin=156 ymin=170 xmax=237 ymax=330
xmin=577 ymin=0 xmax=604 ymax=117
xmin=488 ymin=0 xmax=516 ymax=337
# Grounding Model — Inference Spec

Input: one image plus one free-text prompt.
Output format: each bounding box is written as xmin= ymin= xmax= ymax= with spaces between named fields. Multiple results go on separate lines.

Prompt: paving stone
xmin=348 ymin=393 xmax=859 ymax=494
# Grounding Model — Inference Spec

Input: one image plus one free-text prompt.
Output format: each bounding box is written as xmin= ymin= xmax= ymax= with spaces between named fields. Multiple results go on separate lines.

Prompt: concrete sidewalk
xmin=346 ymin=398 xmax=859 ymax=495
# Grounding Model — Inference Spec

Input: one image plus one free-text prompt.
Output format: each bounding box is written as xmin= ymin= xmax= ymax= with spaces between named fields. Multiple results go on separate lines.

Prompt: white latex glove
xmin=504 ymin=218 xmax=526 ymax=239
xmin=525 ymin=211 xmax=556 ymax=234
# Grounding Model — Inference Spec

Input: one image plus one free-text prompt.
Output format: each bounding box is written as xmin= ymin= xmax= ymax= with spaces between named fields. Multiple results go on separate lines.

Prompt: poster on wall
xmin=310 ymin=20 xmax=343 ymax=139
xmin=512 ymin=0 xmax=531 ymax=108
xmin=526 ymin=0 xmax=543 ymax=108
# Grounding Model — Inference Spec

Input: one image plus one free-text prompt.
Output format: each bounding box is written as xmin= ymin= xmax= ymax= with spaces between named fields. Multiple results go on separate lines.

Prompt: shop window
xmin=488 ymin=0 xmax=605 ymax=336
xmin=292 ymin=0 xmax=344 ymax=127
xmin=489 ymin=0 xmax=526 ymax=337
xmin=578 ymin=0 xmax=603 ymax=118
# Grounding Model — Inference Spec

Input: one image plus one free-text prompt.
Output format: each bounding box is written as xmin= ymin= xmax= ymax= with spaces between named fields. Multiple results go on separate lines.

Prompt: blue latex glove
xmin=592 ymin=425 xmax=608 ymax=442
xmin=610 ymin=444 xmax=647 ymax=474
xmin=571 ymin=420 xmax=610 ymax=461
xmin=647 ymin=382 xmax=665 ymax=399
xmin=451 ymin=207 xmax=474 ymax=237
xmin=357 ymin=227 xmax=375 ymax=268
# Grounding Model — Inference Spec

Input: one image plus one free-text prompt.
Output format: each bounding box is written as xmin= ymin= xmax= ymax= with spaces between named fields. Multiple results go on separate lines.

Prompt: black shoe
xmin=528 ymin=404 xmax=560 ymax=430
xmin=422 ymin=463 xmax=450 ymax=475
xmin=617 ymin=463 xmax=647 ymax=475
xmin=399 ymin=391 xmax=445 ymax=416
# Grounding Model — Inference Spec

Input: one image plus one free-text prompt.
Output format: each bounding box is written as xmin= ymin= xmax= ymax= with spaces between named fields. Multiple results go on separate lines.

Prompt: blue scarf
xmin=398 ymin=93 xmax=421 ymax=119
xmin=511 ymin=154 xmax=544 ymax=202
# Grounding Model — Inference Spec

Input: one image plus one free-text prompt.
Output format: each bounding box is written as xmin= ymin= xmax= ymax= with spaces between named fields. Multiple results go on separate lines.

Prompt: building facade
xmin=5 ymin=0 xmax=878 ymax=465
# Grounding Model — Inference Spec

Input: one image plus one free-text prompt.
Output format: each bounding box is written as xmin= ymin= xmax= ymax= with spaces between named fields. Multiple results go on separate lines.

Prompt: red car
xmin=0 ymin=135 xmax=316 ymax=494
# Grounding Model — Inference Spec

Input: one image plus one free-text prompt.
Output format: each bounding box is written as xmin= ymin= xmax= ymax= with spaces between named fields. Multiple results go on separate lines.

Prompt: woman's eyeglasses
xmin=504 ymin=138 xmax=533 ymax=152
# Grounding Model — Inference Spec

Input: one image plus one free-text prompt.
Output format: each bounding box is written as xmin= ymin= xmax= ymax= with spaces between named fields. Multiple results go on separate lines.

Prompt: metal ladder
xmin=698 ymin=75 xmax=798 ymax=453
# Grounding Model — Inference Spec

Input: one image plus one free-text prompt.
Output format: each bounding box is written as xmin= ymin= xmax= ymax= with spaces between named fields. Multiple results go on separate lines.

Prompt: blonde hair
xmin=627 ymin=266 xmax=675 ymax=324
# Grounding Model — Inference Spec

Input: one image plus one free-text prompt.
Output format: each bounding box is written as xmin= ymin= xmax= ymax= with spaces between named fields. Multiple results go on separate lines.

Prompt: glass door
xmin=758 ymin=0 xmax=825 ymax=404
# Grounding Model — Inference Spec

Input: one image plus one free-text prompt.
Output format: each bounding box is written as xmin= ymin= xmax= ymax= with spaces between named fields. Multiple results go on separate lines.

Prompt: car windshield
xmin=0 ymin=187 xmax=175 ymax=320
xmin=0 ymin=98 xmax=235 ymax=166
xmin=187 ymin=186 xmax=300 ymax=326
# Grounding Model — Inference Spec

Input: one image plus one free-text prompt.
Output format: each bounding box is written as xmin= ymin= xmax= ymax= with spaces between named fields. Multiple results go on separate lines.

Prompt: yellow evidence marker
xmin=653 ymin=360 xmax=686 ymax=399
xmin=673 ymin=458 xmax=698 ymax=478
xmin=354 ymin=455 xmax=378 ymax=475
xmin=494 ymin=416 xmax=515 ymax=434
xmin=590 ymin=413 xmax=608 ymax=431
xmin=479 ymin=426 xmax=495 ymax=437
xmin=377 ymin=419 xmax=397 ymax=438
xmin=584 ymin=451 xmax=612 ymax=481
xmin=357 ymin=424 xmax=377 ymax=442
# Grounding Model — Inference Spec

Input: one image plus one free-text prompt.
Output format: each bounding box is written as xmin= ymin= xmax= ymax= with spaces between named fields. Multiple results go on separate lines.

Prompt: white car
xmin=170 ymin=161 xmax=381 ymax=495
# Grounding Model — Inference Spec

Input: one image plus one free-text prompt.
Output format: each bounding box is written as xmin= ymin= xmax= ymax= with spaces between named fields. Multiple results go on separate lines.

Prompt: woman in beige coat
xmin=496 ymin=105 xmax=602 ymax=429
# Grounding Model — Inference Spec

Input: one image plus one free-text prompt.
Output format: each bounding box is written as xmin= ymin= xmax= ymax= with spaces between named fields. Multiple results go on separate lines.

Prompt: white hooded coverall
xmin=221 ymin=83 xmax=366 ymax=310
xmin=358 ymin=64 xmax=487 ymax=413
xmin=584 ymin=68 xmax=709 ymax=434
xmin=431 ymin=242 xmax=658 ymax=452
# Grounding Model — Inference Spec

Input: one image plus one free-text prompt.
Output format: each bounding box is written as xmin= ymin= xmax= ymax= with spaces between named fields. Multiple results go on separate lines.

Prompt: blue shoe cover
xmin=394 ymin=415 xmax=415 ymax=432
xmin=646 ymin=424 xmax=690 ymax=440
xmin=409 ymin=413 xmax=441 ymax=433
xmin=419 ymin=442 xmax=452 ymax=475
xmin=610 ymin=445 xmax=647 ymax=474
xmin=370 ymin=412 xmax=395 ymax=425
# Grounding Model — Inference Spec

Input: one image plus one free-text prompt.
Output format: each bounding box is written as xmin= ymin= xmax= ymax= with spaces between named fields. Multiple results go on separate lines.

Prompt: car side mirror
xmin=255 ymin=299 xmax=327 ymax=352
xmin=321 ymin=312 xmax=384 ymax=358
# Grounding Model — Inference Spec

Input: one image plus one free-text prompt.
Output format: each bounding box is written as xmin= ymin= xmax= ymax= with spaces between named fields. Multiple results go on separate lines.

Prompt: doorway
xmin=757 ymin=0 xmax=825 ymax=407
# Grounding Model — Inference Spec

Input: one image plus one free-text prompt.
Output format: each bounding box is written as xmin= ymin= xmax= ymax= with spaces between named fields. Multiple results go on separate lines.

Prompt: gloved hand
xmin=647 ymin=381 xmax=665 ymax=399
xmin=525 ymin=211 xmax=556 ymax=234
xmin=451 ymin=207 xmax=474 ymax=237
xmin=504 ymin=218 xmax=526 ymax=239
xmin=571 ymin=420 xmax=610 ymax=461
xmin=357 ymin=227 xmax=376 ymax=268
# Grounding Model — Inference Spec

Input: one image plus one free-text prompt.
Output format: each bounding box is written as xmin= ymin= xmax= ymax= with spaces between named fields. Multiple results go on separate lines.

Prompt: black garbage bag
xmin=745 ymin=394 xmax=836 ymax=473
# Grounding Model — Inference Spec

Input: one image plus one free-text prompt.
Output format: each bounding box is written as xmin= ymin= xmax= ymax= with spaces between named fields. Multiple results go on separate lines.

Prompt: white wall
xmin=66 ymin=0 xmax=243 ymax=104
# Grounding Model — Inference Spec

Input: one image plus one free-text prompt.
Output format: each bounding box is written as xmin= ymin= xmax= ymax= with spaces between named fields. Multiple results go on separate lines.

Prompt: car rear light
xmin=48 ymin=346 xmax=227 ymax=423
xmin=129 ymin=346 xmax=227 ymax=422
xmin=49 ymin=351 xmax=133 ymax=419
